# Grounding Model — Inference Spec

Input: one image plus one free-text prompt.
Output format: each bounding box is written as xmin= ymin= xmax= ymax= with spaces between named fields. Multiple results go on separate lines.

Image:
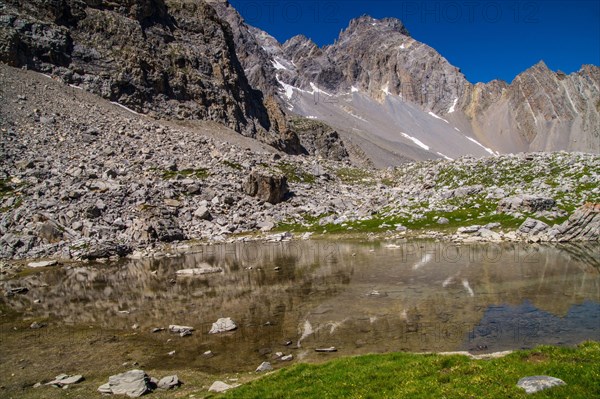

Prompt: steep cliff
xmin=0 ymin=0 xmax=303 ymax=151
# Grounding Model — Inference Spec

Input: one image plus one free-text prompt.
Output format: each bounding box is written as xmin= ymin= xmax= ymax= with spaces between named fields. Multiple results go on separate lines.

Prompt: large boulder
xmin=441 ymin=185 xmax=483 ymax=199
xmin=127 ymin=207 xmax=185 ymax=244
xmin=497 ymin=195 xmax=556 ymax=213
xmin=243 ymin=172 xmax=289 ymax=204
xmin=518 ymin=218 xmax=549 ymax=236
xmin=98 ymin=369 xmax=151 ymax=397
xmin=208 ymin=317 xmax=237 ymax=334
xmin=80 ymin=241 xmax=131 ymax=260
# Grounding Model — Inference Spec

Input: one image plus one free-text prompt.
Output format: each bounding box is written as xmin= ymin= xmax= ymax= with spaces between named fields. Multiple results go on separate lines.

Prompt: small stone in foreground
xmin=209 ymin=381 xmax=236 ymax=393
xmin=157 ymin=375 xmax=180 ymax=390
xmin=517 ymin=376 xmax=566 ymax=394
xmin=46 ymin=374 xmax=84 ymax=387
xmin=169 ymin=325 xmax=194 ymax=333
xmin=97 ymin=383 xmax=112 ymax=394
xmin=255 ymin=362 xmax=273 ymax=372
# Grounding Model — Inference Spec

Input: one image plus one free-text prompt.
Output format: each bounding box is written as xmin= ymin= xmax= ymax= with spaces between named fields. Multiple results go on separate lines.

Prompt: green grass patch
xmin=222 ymin=160 xmax=243 ymax=171
xmin=220 ymin=342 xmax=600 ymax=399
xmin=275 ymin=161 xmax=316 ymax=184
xmin=0 ymin=178 xmax=13 ymax=197
xmin=0 ymin=177 xmax=24 ymax=212
xmin=161 ymin=168 xmax=209 ymax=180
xmin=336 ymin=167 xmax=375 ymax=186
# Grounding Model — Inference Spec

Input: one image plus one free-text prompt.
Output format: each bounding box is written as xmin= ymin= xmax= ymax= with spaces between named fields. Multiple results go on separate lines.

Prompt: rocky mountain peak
xmin=517 ymin=60 xmax=553 ymax=79
xmin=339 ymin=15 xmax=410 ymax=41
xmin=283 ymin=35 xmax=319 ymax=51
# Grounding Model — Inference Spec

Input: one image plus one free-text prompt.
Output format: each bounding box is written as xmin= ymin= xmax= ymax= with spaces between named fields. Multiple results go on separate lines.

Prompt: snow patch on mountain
xmin=437 ymin=152 xmax=453 ymax=160
xmin=428 ymin=111 xmax=449 ymax=124
xmin=466 ymin=137 xmax=497 ymax=156
xmin=401 ymin=132 xmax=429 ymax=151
xmin=271 ymin=59 xmax=287 ymax=70
xmin=448 ymin=97 xmax=458 ymax=113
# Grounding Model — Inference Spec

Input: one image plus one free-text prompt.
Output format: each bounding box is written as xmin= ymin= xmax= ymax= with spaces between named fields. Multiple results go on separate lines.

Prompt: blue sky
xmin=228 ymin=0 xmax=600 ymax=83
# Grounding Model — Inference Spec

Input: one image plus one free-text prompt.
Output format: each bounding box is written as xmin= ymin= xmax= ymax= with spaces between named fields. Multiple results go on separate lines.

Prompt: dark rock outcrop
xmin=0 ymin=0 xmax=301 ymax=150
xmin=128 ymin=207 xmax=186 ymax=244
xmin=243 ymin=172 xmax=289 ymax=204
xmin=288 ymin=118 xmax=348 ymax=161
xmin=497 ymin=196 xmax=556 ymax=213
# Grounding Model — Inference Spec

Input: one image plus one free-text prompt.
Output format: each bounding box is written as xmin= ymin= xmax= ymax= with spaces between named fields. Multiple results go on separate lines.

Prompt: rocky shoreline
xmin=1 ymin=64 xmax=599 ymax=263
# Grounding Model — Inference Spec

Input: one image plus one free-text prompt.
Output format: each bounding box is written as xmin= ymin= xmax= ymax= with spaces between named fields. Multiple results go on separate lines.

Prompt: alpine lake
xmin=1 ymin=239 xmax=598 ymax=392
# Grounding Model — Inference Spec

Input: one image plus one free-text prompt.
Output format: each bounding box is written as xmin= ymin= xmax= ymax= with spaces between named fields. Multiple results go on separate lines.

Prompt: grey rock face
xmin=98 ymin=383 xmax=112 ymax=394
xmin=288 ymin=118 xmax=348 ymax=161
xmin=206 ymin=0 xmax=280 ymax=98
xmin=243 ymin=172 xmax=289 ymax=204
xmin=0 ymin=0 xmax=290 ymax=147
xmin=468 ymin=62 xmax=600 ymax=153
xmin=517 ymin=375 xmax=565 ymax=394
xmin=553 ymin=203 xmax=600 ymax=241
xmin=227 ymin=9 xmax=599 ymax=161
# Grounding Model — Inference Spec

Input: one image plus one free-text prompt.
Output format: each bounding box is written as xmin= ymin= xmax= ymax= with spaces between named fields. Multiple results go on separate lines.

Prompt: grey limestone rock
xmin=104 ymin=369 xmax=151 ymax=398
xmin=209 ymin=317 xmax=237 ymax=334
xmin=517 ymin=375 xmax=565 ymax=394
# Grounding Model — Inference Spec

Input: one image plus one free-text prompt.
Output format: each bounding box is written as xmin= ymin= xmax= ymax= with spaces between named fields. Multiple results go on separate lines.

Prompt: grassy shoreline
xmin=217 ymin=342 xmax=600 ymax=399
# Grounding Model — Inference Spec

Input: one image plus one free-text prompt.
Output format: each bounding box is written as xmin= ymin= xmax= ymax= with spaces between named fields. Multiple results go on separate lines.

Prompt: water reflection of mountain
xmin=292 ymin=242 xmax=599 ymax=355
xmin=2 ymin=240 xmax=599 ymax=369
xmin=466 ymin=301 xmax=600 ymax=352
xmin=7 ymin=241 xmax=359 ymax=329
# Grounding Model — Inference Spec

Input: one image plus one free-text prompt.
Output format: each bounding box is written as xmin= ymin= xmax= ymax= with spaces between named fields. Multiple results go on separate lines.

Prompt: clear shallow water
xmin=2 ymin=240 xmax=599 ymax=372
